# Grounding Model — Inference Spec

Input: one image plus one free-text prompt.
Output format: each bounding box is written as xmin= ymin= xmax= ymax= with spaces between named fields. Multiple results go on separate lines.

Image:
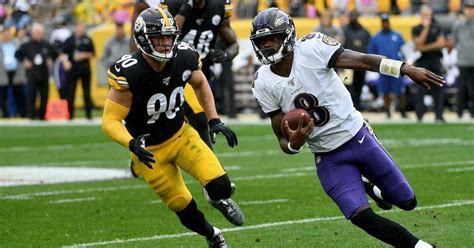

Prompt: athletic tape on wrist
xmin=287 ymin=142 xmax=302 ymax=154
xmin=379 ymin=58 xmax=403 ymax=78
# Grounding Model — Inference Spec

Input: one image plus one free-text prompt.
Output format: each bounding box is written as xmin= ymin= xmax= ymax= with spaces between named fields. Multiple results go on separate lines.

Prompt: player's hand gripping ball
xmin=280 ymin=108 xmax=312 ymax=137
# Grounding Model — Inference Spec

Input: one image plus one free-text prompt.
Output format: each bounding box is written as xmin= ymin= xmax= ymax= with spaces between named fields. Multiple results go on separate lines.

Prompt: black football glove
xmin=208 ymin=118 xmax=238 ymax=147
xmin=209 ymin=49 xmax=230 ymax=63
xmin=128 ymin=134 xmax=155 ymax=169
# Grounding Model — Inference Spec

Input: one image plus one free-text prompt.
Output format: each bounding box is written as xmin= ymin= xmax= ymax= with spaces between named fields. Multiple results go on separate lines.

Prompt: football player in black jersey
xmin=131 ymin=0 xmax=238 ymax=194
xmin=103 ymin=8 xmax=243 ymax=247
xmin=132 ymin=0 xmax=238 ymax=150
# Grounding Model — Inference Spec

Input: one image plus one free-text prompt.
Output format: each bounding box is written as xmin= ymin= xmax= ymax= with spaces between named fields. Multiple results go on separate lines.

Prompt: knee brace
xmin=176 ymin=199 xmax=214 ymax=237
xmin=396 ymin=195 xmax=417 ymax=211
xmin=350 ymin=208 xmax=418 ymax=247
xmin=204 ymin=174 xmax=232 ymax=201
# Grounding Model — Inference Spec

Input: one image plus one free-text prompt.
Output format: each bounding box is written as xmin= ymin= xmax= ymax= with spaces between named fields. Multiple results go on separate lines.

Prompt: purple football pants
xmin=314 ymin=123 xmax=414 ymax=219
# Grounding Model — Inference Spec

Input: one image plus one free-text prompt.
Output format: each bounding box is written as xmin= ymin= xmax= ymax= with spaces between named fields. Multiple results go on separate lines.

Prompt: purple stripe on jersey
xmin=313 ymin=124 xmax=414 ymax=219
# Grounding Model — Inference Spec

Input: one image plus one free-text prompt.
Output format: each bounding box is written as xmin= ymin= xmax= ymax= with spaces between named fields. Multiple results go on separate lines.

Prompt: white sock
xmin=415 ymin=240 xmax=433 ymax=248
xmin=212 ymin=227 xmax=221 ymax=237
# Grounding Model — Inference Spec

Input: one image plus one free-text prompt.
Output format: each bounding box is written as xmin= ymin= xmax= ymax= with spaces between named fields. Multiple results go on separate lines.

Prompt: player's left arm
xmin=332 ymin=49 xmax=445 ymax=89
xmin=188 ymin=69 xmax=219 ymax=120
xmin=188 ymin=69 xmax=238 ymax=147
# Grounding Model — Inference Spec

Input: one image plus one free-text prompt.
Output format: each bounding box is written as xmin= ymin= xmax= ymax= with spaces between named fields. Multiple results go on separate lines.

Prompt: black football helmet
xmin=250 ymin=8 xmax=296 ymax=65
xmin=133 ymin=7 xmax=180 ymax=62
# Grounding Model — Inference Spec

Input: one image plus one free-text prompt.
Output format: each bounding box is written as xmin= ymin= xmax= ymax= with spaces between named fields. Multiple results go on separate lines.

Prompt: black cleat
xmin=362 ymin=177 xmax=392 ymax=210
xmin=203 ymin=189 xmax=245 ymax=226
xmin=206 ymin=227 xmax=228 ymax=248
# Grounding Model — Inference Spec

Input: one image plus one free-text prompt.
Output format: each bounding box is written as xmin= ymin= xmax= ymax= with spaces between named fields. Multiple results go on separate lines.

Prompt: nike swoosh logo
xmin=114 ymin=65 xmax=121 ymax=72
xmin=358 ymin=134 xmax=366 ymax=144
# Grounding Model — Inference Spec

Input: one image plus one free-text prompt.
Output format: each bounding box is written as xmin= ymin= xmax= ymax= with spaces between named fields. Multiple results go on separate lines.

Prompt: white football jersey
xmin=252 ymin=32 xmax=364 ymax=153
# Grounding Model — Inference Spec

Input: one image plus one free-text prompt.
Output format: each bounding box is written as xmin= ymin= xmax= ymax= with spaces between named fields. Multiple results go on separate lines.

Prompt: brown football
xmin=280 ymin=108 xmax=312 ymax=137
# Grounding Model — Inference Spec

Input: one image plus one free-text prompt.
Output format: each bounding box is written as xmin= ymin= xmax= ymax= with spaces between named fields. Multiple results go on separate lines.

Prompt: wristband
xmin=379 ymin=58 xmax=404 ymax=78
xmin=287 ymin=142 xmax=302 ymax=154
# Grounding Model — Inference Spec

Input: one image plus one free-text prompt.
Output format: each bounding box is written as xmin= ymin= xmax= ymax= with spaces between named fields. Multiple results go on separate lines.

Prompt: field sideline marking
xmin=239 ymin=198 xmax=288 ymax=205
xmin=447 ymin=166 xmax=474 ymax=172
xmin=0 ymin=172 xmax=312 ymax=200
xmin=283 ymin=160 xmax=474 ymax=173
xmin=3 ymin=159 xmax=473 ymax=200
xmin=48 ymin=197 xmax=97 ymax=204
xmin=63 ymin=200 xmax=474 ymax=247
xmin=1 ymin=137 xmax=472 ymax=154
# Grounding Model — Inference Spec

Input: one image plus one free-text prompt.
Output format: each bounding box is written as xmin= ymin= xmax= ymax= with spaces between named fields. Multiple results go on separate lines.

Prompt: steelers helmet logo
xmin=135 ymin=16 xmax=144 ymax=32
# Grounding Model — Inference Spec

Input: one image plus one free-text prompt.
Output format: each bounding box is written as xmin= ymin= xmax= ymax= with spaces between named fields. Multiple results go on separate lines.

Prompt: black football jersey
xmin=160 ymin=0 xmax=232 ymax=61
xmin=107 ymin=43 xmax=201 ymax=145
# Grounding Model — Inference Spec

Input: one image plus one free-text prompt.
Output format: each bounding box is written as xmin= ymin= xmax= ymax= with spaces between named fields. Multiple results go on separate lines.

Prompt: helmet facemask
xmin=251 ymin=31 xmax=293 ymax=65
xmin=250 ymin=9 xmax=296 ymax=65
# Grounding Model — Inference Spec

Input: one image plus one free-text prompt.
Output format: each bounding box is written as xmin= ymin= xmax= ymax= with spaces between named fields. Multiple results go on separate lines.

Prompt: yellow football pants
xmin=131 ymin=123 xmax=225 ymax=212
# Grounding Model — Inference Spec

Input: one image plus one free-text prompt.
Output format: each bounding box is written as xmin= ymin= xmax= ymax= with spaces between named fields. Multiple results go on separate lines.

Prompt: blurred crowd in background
xmin=0 ymin=0 xmax=473 ymax=123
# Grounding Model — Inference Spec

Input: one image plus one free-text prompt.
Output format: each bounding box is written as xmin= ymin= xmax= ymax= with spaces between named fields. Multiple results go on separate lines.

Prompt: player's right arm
xmin=103 ymin=62 xmax=156 ymax=167
xmin=102 ymin=85 xmax=133 ymax=148
xmin=269 ymin=112 xmax=312 ymax=155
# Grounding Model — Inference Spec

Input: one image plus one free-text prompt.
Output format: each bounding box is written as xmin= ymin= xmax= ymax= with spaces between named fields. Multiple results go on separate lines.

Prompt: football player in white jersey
xmin=250 ymin=8 xmax=442 ymax=248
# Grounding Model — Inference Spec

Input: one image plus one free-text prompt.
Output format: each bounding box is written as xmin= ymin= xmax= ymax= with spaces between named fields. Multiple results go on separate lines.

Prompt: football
xmin=280 ymin=108 xmax=312 ymax=136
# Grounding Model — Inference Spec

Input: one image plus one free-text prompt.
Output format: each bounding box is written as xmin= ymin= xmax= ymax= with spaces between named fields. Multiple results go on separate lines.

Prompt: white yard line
xmin=0 ymin=143 xmax=110 ymax=153
xmin=283 ymin=160 xmax=474 ymax=173
xmin=3 ymin=158 xmax=473 ymax=200
xmin=0 ymin=172 xmax=311 ymax=200
xmin=447 ymin=166 xmax=474 ymax=173
xmin=0 ymin=185 xmax=145 ymax=200
xmin=48 ymin=197 xmax=97 ymax=204
xmin=63 ymin=200 xmax=474 ymax=247
xmin=239 ymin=199 xmax=288 ymax=206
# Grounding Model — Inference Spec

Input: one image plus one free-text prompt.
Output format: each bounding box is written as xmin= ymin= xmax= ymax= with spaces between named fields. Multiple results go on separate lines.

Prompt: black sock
xmin=176 ymin=199 xmax=214 ymax=238
xmin=350 ymin=208 xmax=419 ymax=247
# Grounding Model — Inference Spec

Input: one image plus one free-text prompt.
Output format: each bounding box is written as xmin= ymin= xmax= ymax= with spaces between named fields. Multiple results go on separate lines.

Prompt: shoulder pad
xmin=107 ymin=62 xmax=129 ymax=91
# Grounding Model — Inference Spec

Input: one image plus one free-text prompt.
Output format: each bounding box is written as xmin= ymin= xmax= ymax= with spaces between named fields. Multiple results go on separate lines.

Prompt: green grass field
xmin=1 ymin=123 xmax=473 ymax=247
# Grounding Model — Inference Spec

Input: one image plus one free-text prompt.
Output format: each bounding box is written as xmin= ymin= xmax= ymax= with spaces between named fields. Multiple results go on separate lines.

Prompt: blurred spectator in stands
xmin=412 ymin=4 xmax=446 ymax=122
xmin=4 ymin=0 xmax=31 ymax=29
xmin=0 ymin=25 xmax=26 ymax=118
xmin=429 ymin=0 xmax=450 ymax=14
xmin=15 ymin=26 xmax=28 ymax=44
xmin=237 ymin=0 xmax=258 ymax=18
xmin=290 ymin=0 xmax=305 ymax=17
xmin=441 ymin=34 xmax=459 ymax=88
xmin=50 ymin=14 xmax=72 ymax=99
xmin=368 ymin=13 xmax=407 ymax=119
xmin=314 ymin=9 xmax=345 ymax=43
xmin=49 ymin=14 xmax=72 ymax=49
xmin=337 ymin=10 xmax=350 ymax=27
xmin=355 ymin=0 xmax=378 ymax=16
xmin=100 ymin=21 xmax=129 ymax=70
xmin=343 ymin=10 xmax=371 ymax=111
xmin=15 ymin=22 xmax=58 ymax=120
xmin=63 ymin=21 xmax=95 ymax=120
xmin=452 ymin=0 xmax=474 ymax=119
xmin=333 ymin=0 xmax=351 ymax=15
xmin=411 ymin=0 xmax=429 ymax=14
xmin=390 ymin=0 xmax=401 ymax=14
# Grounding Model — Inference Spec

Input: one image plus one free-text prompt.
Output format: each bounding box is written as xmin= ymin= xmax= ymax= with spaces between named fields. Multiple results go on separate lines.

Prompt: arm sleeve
xmin=102 ymin=98 xmax=133 ymax=148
